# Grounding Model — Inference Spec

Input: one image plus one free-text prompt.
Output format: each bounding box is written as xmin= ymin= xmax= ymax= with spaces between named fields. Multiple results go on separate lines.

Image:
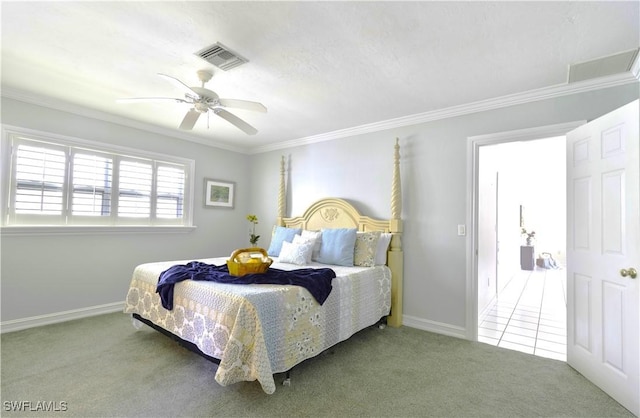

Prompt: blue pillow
xmin=317 ymin=228 xmax=357 ymax=266
xmin=267 ymin=226 xmax=302 ymax=256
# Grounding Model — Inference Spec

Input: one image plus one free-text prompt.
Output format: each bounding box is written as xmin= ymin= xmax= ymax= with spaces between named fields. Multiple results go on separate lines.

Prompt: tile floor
xmin=478 ymin=267 xmax=567 ymax=361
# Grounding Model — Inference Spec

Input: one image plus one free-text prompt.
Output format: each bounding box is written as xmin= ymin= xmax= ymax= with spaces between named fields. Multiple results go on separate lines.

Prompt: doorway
xmin=471 ymin=129 xmax=573 ymax=361
xmin=468 ymin=104 xmax=639 ymax=414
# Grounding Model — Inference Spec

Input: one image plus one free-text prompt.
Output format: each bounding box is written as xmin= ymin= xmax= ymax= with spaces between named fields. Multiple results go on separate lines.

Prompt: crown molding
xmin=631 ymin=50 xmax=640 ymax=80
xmin=0 ymin=87 xmax=247 ymax=154
xmin=249 ymin=69 xmax=640 ymax=154
xmin=3 ymin=68 xmax=638 ymax=157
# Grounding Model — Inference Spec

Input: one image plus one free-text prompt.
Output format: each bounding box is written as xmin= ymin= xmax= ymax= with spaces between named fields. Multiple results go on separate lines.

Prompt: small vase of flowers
xmin=247 ymin=214 xmax=260 ymax=247
xmin=521 ymin=228 xmax=535 ymax=246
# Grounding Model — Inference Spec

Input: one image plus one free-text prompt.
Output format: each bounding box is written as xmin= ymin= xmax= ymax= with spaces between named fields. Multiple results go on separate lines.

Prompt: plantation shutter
xmin=5 ymin=129 xmax=193 ymax=227
xmin=118 ymin=160 xmax=152 ymax=218
xmin=72 ymin=152 xmax=113 ymax=217
xmin=156 ymin=165 xmax=185 ymax=219
xmin=14 ymin=143 xmax=66 ymax=216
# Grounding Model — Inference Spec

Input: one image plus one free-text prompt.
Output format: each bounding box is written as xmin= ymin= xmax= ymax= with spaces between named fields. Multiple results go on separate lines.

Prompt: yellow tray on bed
xmin=227 ymin=247 xmax=273 ymax=276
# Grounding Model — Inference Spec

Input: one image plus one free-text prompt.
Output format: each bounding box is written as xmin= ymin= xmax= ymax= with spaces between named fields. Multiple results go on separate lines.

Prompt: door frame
xmin=466 ymin=120 xmax=585 ymax=341
xmin=477 ymin=160 xmax=499 ymax=322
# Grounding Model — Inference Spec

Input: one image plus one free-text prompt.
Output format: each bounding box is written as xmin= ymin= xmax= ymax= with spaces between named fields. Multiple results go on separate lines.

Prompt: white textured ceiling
xmin=2 ymin=1 xmax=639 ymax=152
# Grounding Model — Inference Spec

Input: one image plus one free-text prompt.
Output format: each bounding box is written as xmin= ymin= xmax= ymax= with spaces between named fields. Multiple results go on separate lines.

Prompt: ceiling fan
xmin=117 ymin=70 xmax=266 ymax=135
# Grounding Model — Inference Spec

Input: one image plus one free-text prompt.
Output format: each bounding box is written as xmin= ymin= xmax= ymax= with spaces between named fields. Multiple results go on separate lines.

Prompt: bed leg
xmin=282 ymin=370 xmax=291 ymax=387
xmin=131 ymin=315 xmax=143 ymax=330
xmin=378 ymin=316 xmax=388 ymax=330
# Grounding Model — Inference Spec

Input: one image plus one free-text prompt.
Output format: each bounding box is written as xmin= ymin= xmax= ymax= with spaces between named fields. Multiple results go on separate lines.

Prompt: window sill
xmin=1 ymin=225 xmax=197 ymax=236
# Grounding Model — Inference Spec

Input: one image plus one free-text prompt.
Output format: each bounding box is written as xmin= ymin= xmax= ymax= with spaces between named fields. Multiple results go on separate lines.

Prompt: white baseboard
xmin=402 ymin=314 xmax=468 ymax=340
xmin=0 ymin=302 xmax=124 ymax=334
xmin=1 ymin=304 xmax=470 ymax=341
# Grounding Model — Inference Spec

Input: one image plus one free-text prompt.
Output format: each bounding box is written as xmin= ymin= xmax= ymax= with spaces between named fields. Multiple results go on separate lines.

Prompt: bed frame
xmin=277 ymin=139 xmax=403 ymax=327
xmin=130 ymin=138 xmax=403 ymax=389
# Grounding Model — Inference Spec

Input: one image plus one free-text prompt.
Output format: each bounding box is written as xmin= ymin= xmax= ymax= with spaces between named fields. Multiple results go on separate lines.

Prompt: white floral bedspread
xmin=123 ymin=257 xmax=391 ymax=394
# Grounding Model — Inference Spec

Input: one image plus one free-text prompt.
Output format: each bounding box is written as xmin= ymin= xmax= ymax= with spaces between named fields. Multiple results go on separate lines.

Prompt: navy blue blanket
xmin=156 ymin=261 xmax=336 ymax=310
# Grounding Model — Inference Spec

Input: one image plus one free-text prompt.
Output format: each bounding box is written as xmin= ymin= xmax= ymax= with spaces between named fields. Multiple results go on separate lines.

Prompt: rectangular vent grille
xmin=195 ymin=43 xmax=248 ymax=71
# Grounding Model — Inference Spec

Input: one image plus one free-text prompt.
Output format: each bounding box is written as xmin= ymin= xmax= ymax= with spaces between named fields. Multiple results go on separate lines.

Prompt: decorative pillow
xmin=317 ymin=228 xmax=357 ymax=266
xmin=267 ymin=226 xmax=302 ymax=256
xmin=354 ymin=231 xmax=381 ymax=267
xmin=278 ymin=240 xmax=313 ymax=266
xmin=292 ymin=234 xmax=316 ymax=263
xmin=375 ymin=232 xmax=393 ymax=265
xmin=301 ymin=230 xmax=322 ymax=260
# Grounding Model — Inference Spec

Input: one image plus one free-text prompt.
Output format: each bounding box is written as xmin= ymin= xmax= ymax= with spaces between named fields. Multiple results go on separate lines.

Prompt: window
xmin=72 ymin=152 xmax=113 ymax=217
xmin=14 ymin=143 xmax=66 ymax=216
xmin=156 ymin=165 xmax=185 ymax=219
xmin=118 ymin=159 xmax=152 ymax=218
xmin=3 ymin=128 xmax=194 ymax=228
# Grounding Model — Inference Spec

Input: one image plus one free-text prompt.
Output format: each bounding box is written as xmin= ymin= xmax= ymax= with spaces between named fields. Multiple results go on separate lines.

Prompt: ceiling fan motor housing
xmin=195 ymin=102 xmax=210 ymax=113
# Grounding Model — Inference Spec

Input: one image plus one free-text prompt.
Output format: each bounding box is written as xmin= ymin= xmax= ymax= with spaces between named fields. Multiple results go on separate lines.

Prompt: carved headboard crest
xmin=321 ymin=207 xmax=340 ymax=223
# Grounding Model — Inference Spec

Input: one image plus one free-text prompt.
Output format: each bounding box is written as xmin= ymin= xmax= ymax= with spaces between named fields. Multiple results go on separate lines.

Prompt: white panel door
xmin=566 ymin=99 xmax=639 ymax=416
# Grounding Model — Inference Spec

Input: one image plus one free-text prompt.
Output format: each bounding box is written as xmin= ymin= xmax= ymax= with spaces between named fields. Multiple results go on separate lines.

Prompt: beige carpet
xmin=0 ymin=312 xmax=633 ymax=417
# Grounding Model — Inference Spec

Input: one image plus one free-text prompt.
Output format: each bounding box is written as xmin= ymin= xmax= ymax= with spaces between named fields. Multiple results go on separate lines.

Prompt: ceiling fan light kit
xmin=118 ymin=69 xmax=266 ymax=135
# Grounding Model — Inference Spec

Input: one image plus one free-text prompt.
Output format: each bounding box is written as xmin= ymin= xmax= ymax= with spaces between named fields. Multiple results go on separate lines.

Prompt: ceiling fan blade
xmin=157 ymin=73 xmax=198 ymax=97
xmin=116 ymin=97 xmax=189 ymax=104
xmin=179 ymin=109 xmax=201 ymax=130
xmin=214 ymin=109 xmax=258 ymax=135
xmin=217 ymin=98 xmax=267 ymax=113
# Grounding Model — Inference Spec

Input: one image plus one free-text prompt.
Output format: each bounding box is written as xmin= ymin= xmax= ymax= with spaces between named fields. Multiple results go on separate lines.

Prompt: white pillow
xmin=375 ymin=233 xmax=393 ymax=265
xmin=267 ymin=226 xmax=302 ymax=256
xmin=278 ymin=240 xmax=313 ymax=266
xmin=354 ymin=231 xmax=381 ymax=267
xmin=292 ymin=234 xmax=315 ymax=263
xmin=301 ymin=230 xmax=322 ymax=260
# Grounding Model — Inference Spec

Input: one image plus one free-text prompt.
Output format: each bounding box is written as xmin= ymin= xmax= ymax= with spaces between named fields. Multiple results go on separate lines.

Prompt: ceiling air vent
xmin=195 ymin=42 xmax=248 ymax=71
xmin=568 ymin=48 xmax=639 ymax=83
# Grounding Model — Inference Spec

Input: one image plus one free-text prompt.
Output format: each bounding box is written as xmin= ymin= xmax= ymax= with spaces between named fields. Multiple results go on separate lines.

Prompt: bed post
xmin=387 ymin=138 xmax=404 ymax=327
xmin=277 ymin=155 xmax=286 ymax=227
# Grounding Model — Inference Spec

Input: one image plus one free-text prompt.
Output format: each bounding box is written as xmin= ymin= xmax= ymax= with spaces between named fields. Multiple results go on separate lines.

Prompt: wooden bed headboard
xmin=281 ymin=198 xmax=389 ymax=232
xmin=276 ymin=139 xmax=404 ymax=327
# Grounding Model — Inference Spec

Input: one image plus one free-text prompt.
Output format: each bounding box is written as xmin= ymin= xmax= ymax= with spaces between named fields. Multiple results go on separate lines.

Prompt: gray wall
xmin=1 ymin=98 xmax=251 ymax=321
xmin=249 ymin=84 xmax=639 ymax=336
xmin=1 ymin=84 xmax=638 ymax=335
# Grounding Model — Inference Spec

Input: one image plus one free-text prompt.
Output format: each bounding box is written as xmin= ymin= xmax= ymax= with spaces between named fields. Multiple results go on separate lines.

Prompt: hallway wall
xmin=502 ymin=137 xmax=567 ymax=265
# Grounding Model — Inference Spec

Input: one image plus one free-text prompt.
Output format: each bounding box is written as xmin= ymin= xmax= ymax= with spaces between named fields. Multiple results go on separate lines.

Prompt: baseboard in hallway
xmin=478 ymin=268 xmax=567 ymax=361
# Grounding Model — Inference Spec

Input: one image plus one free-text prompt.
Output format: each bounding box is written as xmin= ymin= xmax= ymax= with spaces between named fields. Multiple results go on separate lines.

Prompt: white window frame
xmin=1 ymin=125 xmax=195 ymax=235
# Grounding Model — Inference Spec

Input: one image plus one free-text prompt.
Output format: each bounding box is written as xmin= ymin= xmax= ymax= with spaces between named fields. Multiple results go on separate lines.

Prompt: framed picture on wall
xmin=204 ymin=178 xmax=235 ymax=208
